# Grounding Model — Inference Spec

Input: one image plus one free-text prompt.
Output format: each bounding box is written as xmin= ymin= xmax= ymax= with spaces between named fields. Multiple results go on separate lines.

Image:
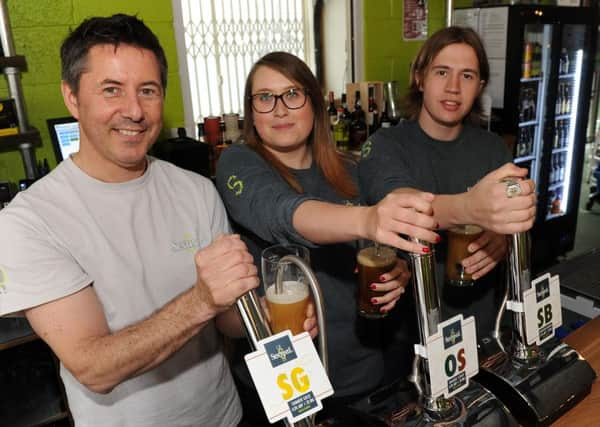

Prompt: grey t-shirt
xmin=359 ymin=121 xmax=512 ymax=338
xmin=0 ymin=157 xmax=241 ymax=427
xmin=217 ymin=144 xmax=413 ymax=397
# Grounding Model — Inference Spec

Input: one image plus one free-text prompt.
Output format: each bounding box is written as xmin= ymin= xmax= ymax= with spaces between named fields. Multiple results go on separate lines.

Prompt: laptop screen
xmin=47 ymin=117 xmax=80 ymax=162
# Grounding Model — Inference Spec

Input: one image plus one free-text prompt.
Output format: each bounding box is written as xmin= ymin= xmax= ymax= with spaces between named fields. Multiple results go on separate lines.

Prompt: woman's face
xmin=250 ymin=65 xmax=314 ymax=157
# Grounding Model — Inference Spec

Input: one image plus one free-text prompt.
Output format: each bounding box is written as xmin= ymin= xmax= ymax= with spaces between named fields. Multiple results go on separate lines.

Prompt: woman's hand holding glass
xmin=460 ymin=230 xmax=508 ymax=280
xmin=368 ymin=258 xmax=411 ymax=314
xmin=364 ymin=188 xmax=440 ymax=254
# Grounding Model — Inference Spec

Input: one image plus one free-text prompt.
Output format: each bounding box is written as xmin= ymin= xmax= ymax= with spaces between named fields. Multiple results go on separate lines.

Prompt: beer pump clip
xmin=237 ymin=255 xmax=329 ymax=427
xmin=474 ymin=183 xmax=596 ymax=425
xmin=384 ymin=238 xmax=518 ymax=426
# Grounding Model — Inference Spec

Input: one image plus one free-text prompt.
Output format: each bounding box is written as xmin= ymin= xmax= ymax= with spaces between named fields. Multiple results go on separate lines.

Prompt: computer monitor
xmin=47 ymin=117 xmax=80 ymax=162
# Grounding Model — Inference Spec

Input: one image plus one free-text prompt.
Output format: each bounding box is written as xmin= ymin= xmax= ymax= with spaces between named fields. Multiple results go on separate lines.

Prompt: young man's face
xmin=417 ymin=42 xmax=484 ymax=141
xmin=62 ymin=43 xmax=164 ymax=182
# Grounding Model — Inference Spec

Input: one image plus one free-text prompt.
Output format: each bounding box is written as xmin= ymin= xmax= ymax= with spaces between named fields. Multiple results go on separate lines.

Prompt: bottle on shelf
xmin=522 ymin=42 xmax=532 ymax=79
xmin=553 ymin=120 xmax=560 ymax=149
xmin=349 ymin=90 xmax=367 ymax=151
xmin=559 ymin=48 xmax=570 ymax=75
xmin=563 ymin=83 xmax=571 ymax=115
xmin=367 ymin=84 xmax=379 ymax=136
xmin=556 ymin=83 xmax=563 ymax=116
xmin=333 ymin=104 xmax=350 ymax=151
xmin=379 ymin=99 xmax=392 ymax=129
xmin=531 ymin=40 xmax=542 ymax=77
xmin=327 ymin=91 xmax=337 ymax=129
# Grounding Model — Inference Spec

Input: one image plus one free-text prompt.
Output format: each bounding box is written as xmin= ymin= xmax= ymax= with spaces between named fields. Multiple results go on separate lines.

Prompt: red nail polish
xmin=423 ymin=247 xmax=431 ymax=254
xmin=435 ymin=236 xmax=442 ymax=243
xmin=379 ymin=275 xmax=386 ymax=282
xmin=436 ymin=222 xmax=440 ymax=229
xmin=370 ymin=284 xmax=377 ymax=290
xmin=380 ymin=307 xmax=387 ymax=313
xmin=371 ymin=297 xmax=378 ymax=304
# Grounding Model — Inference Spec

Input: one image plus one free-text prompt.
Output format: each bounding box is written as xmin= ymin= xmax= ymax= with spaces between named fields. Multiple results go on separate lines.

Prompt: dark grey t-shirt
xmin=217 ymin=144 xmax=408 ymax=397
xmin=359 ymin=121 xmax=512 ymax=338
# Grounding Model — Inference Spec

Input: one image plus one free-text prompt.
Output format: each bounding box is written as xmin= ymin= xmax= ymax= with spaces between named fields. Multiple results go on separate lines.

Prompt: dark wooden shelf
xmin=0 ymin=55 xmax=26 ymax=70
xmin=0 ymin=316 xmax=38 ymax=351
xmin=0 ymin=127 xmax=41 ymax=151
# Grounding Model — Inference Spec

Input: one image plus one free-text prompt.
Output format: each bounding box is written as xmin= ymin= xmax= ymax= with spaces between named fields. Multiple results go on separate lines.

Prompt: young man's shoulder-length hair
xmin=404 ymin=26 xmax=490 ymax=124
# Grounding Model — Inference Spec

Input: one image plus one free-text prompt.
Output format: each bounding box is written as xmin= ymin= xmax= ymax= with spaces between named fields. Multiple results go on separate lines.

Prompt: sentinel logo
xmin=170 ymin=234 xmax=202 ymax=253
xmin=535 ymin=278 xmax=550 ymax=303
xmin=264 ymin=335 xmax=297 ymax=368
xmin=443 ymin=320 xmax=463 ymax=349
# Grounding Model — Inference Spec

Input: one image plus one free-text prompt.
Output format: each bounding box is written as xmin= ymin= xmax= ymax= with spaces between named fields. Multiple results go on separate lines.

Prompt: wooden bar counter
xmin=552 ymin=315 xmax=600 ymax=425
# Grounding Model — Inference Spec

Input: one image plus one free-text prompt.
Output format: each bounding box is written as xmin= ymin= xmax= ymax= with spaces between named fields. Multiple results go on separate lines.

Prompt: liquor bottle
xmin=527 ymin=127 xmax=534 ymax=155
xmin=367 ymin=85 xmax=379 ymax=135
xmin=563 ymin=84 xmax=571 ymax=115
xmin=556 ymin=84 xmax=563 ymax=116
xmin=531 ymin=41 xmax=542 ymax=77
xmin=379 ymin=99 xmax=392 ymax=129
xmin=349 ymin=90 xmax=367 ymax=151
xmin=528 ymin=89 xmax=536 ymax=121
xmin=522 ymin=42 xmax=532 ymax=79
xmin=333 ymin=107 xmax=349 ymax=151
xmin=553 ymin=120 xmax=559 ymax=149
xmin=327 ymin=91 xmax=337 ymax=129
xmin=559 ymin=48 xmax=570 ymax=75
xmin=340 ymin=93 xmax=352 ymax=122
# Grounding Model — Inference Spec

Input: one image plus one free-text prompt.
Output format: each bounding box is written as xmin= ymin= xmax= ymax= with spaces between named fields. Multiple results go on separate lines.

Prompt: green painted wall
xmin=0 ymin=0 xmax=183 ymax=183
xmin=362 ymin=0 xmax=453 ymax=86
xmin=361 ymin=0 xmax=552 ymax=85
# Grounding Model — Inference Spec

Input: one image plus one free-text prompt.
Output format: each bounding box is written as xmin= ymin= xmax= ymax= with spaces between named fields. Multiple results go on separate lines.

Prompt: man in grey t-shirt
xmin=0 ymin=15 xmax=259 ymax=427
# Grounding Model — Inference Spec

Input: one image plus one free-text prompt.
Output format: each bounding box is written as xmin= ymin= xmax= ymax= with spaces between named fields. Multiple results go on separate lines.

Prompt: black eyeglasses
xmin=249 ymin=88 xmax=308 ymax=113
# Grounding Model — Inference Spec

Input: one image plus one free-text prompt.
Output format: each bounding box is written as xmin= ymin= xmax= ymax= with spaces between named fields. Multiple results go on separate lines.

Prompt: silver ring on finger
xmin=504 ymin=179 xmax=522 ymax=198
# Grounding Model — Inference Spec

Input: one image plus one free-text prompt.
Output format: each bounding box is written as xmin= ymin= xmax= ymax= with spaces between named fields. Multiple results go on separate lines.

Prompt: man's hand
xmin=194 ymin=234 xmax=259 ymax=317
xmin=466 ymin=163 xmax=536 ymax=234
xmin=364 ymin=189 xmax=439 ymax=254
xmin=461 ymin=230 xmax=507 ymax=280
xmin=370 ymin=258 xmax=411 ymax=313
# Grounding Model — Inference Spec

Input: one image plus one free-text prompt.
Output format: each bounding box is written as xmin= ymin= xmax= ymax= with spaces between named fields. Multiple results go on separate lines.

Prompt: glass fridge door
xmin=546 ymin=24 xmax=586 ymax=220
xmin=514 ymin=23 xmax=552 ymax=192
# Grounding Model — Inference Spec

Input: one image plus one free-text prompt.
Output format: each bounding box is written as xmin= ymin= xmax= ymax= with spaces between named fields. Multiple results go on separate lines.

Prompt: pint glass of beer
xmin=356 ymin=242 xmax=397 ymax=319
xmin=445 ymin=224 xmax=484 ymax=287
xmin=261 ymin=244 xmax=311 ymax=335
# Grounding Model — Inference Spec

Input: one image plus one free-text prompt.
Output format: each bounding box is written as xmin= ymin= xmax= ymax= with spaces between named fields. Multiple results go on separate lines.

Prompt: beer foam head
xmin=357 ymin=245 xmax=396 ymax=267
xmin=450 ymin=224 xmax=483 ymax=235
xmin=266 ymin=280 xmax=309 ymax=304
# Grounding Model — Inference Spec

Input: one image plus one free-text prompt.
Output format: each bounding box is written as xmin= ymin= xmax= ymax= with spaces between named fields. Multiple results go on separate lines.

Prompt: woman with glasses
xmin=215 ymin=52 xmax=439 ymax=425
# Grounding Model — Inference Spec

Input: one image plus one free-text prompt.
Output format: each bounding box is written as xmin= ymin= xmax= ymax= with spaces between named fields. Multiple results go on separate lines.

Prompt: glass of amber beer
xmin=445 ymin=224 xmax=484 ymax=287
xmin=261 ymin=244 xmax=311 ymax=335
xmin=356 ymin=241 xmax=397 ymax=319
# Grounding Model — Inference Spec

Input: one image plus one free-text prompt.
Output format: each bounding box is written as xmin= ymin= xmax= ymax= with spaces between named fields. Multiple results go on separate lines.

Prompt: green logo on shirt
xmin=361 ymin=140 xmax=372 ymax=158
xmin=227 ymin=175 xmax=244 ymax=196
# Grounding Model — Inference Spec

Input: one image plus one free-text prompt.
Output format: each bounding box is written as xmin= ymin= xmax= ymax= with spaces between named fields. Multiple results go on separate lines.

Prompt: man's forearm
xmin=28 ymin=285 xmax=214 ymax=394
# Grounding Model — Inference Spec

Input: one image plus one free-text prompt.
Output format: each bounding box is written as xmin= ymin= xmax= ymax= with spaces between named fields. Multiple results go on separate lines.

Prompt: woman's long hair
xmin=243 ymin=51 xmax=357 ymax=198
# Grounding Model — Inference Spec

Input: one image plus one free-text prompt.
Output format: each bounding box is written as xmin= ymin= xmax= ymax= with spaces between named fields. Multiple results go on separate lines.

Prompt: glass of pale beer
xmin=261 ymin=244 xmax=311 ymax=335
xmin=356 ymin=241 xmax=397 ymax=319
xmin=445 ymin=224 xmax=484 ymax=287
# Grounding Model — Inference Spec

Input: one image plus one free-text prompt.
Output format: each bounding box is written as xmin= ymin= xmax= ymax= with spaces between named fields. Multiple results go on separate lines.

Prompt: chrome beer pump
xmin=394 ymin=238 xmax=517 ymax=426
xmin=475 ymin=225 xmax=596 ymax=426
xmin=236 ymin=254 xmax=328 ymax=427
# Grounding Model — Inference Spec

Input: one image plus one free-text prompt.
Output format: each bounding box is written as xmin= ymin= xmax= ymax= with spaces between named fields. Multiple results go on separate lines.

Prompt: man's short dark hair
xmin=61 ymin=14 xmax=168 ymax=94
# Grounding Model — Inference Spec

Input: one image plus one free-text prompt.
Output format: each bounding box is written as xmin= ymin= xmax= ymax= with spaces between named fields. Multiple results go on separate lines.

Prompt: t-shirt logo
xmin=0 ymin=267 xmax=7 ymax=293
xmin=227 ymin=175 xmax=244 ymax=196
xmin=361 ymin=140 xmax=372 ymax=158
